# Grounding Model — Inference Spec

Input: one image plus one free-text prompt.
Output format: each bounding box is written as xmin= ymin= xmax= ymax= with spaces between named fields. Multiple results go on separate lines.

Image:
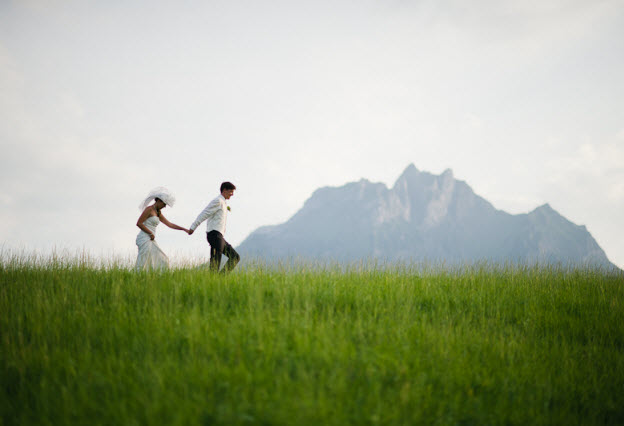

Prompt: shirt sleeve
xmin=190 ymin=198 xmax=221 ymax=231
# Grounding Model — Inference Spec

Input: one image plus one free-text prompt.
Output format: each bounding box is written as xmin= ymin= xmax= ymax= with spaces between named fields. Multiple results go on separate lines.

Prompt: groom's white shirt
xmin=190 ymin=194 xmax=228 ymax=235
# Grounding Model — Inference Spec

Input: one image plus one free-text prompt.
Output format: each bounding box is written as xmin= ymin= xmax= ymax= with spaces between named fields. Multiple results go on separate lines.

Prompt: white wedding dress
xmin=135 ymin=216 xmax=169 ymax=271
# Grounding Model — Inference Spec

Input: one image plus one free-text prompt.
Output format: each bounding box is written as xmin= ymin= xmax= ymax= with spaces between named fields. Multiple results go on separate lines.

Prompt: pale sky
xmin=1 ymin=0 xmax=623 ymax=268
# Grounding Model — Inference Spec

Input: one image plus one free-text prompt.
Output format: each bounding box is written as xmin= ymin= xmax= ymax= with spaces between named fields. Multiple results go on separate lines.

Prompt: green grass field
xmin=1 ymin=255 xmax=623 ymax=425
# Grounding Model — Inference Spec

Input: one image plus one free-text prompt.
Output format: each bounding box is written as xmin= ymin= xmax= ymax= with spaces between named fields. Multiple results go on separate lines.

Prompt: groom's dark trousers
xmin=207 ymin=230 xmax=240 ymax=273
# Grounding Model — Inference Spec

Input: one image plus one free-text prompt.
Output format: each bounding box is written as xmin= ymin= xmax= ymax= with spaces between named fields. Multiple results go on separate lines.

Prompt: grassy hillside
xmin=1 ymin=258 xmax=623 ymax=425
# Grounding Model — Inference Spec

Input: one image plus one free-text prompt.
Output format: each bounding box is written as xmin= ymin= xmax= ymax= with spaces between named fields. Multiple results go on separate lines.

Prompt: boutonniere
xmin=227 ymin=206 xmax=231 ymax=211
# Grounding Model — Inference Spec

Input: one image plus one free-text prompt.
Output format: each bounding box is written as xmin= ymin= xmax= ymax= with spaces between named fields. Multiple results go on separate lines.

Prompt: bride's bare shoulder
xmin=141 ymin=205 xmax=157 ymax=217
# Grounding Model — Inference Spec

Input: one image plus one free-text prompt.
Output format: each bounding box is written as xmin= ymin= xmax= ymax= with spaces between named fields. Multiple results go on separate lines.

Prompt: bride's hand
xmin=187 ymin=229 xmax=194 ymax=235
xmin=149 ymin=233 xmax=155 ymax=240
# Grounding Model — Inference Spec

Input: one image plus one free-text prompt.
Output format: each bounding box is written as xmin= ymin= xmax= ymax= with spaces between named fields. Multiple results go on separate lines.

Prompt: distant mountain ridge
xmin=239 ymin=164 xmax=616 ymax=268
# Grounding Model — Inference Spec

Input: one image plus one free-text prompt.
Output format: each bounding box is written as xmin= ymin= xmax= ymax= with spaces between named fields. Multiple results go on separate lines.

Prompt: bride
xmin=135 ymin=187 xmax=190 ymax=271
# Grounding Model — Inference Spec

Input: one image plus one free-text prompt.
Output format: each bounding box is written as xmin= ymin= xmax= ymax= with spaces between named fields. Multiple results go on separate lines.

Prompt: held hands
xmin=187 ymin=229 xmax=194 ymax=235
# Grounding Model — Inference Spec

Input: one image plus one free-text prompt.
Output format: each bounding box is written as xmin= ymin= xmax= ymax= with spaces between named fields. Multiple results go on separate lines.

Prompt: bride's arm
xmin=136 ymin=207 xmax=156 ymax=240
xmin=159 ymin=215 xmax=190 ymax=233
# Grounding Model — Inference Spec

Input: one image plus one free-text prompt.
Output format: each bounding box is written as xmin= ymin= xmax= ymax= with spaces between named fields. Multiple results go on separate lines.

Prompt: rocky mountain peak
xmin=239 ymin=165 xmax=617 ymax=269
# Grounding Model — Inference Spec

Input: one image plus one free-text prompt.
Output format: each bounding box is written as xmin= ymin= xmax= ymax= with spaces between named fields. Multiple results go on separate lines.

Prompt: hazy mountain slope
xmin=239 ymin=164 xmax=616 ymax=268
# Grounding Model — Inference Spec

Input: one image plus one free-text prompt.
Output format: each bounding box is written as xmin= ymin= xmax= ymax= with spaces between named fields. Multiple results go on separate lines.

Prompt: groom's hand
xmin=188 ymin=229 xmax=194 ymax=235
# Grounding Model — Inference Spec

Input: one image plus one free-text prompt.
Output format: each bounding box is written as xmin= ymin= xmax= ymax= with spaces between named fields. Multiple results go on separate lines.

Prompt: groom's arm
xmin=189 ymin=199 xmax=220 ymax=232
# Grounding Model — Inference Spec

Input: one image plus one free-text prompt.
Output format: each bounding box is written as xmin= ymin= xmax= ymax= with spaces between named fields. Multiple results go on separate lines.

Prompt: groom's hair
xmin=220 ymin=182 xmax=236 ymax=192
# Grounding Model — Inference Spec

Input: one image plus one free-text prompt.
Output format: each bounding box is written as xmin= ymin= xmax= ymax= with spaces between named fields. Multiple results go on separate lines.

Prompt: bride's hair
xmin=155 ymin=198 xmax=163 ymax=216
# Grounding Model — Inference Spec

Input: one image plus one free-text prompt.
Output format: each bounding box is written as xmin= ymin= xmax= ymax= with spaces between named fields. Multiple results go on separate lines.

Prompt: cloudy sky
xmin=1 ymin=0 xmax=623 ymax=267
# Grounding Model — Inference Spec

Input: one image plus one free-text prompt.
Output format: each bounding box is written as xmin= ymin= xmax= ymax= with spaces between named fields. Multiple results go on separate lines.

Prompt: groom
xmin=189 ymin=182 xmax=240 ymax=273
